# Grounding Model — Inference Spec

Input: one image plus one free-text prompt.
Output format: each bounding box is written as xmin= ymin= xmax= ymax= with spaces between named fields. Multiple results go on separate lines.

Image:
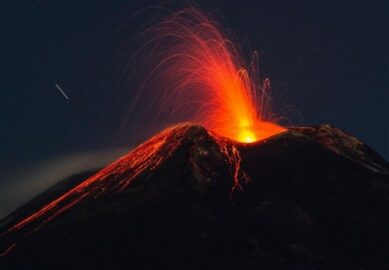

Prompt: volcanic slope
xmin=1 ymin=124 xmax=389 ymax=270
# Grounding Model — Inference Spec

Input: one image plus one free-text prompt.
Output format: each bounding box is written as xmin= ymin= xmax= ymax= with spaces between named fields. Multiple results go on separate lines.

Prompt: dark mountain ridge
xmin=1 ymin=124 xmax=388 ymax=269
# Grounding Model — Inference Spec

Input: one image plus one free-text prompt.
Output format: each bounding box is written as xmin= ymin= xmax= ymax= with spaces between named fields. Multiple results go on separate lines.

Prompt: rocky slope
xmin=1 ymin=124 xmax=388 ymax=270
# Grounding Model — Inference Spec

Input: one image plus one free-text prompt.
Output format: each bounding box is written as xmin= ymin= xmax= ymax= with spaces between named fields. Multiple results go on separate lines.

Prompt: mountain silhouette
xmin=1 ymin=124 xmax=388 ymax=270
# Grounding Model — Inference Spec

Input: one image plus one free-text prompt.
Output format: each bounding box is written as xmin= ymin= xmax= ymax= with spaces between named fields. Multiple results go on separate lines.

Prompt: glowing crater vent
xmin=136 ymin=8 xmax=286 ymax=143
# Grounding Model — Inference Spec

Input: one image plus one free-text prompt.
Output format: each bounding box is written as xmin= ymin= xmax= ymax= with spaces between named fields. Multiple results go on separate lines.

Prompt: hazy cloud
xmin=0 ymin=148 xmax=129 ymax=220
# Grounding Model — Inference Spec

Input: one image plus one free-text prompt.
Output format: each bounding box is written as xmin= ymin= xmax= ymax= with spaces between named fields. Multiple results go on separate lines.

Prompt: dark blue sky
xmin=1 ymin=0 xmax=388 ymax=176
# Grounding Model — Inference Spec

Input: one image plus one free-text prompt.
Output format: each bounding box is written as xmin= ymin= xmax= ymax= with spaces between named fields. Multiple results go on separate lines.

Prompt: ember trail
xmin=136 ymin=8 xmax=285 ymax=143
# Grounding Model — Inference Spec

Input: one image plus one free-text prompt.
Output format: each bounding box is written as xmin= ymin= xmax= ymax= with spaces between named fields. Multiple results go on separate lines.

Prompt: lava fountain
xmin=135 ymin=8 xmax=286 ymax=143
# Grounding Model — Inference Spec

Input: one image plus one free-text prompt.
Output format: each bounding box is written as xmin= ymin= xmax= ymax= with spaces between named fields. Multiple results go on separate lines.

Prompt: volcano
xmin=1 ymin=124 xmax=389 ymax=270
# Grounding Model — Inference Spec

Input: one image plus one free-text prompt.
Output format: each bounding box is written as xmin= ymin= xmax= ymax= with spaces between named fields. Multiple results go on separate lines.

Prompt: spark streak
xmin=55 ymin=83 xmax=69 ymax=100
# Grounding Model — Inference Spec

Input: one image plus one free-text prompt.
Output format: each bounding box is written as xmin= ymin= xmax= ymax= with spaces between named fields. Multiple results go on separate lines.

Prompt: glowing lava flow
xmin=0 ymin=125 xmax=251 ymax=257
xmin=1 ymin=125 xmax=247 ymax=242
xmin=5 ymin=125 xmax=191 ymax=233
xmin=137 ymin=8 xmax=285 ymax=143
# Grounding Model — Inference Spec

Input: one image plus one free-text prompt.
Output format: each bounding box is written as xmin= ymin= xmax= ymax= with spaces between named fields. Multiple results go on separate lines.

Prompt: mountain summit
xmin=1 ymin=124 xmax=389 ymax=270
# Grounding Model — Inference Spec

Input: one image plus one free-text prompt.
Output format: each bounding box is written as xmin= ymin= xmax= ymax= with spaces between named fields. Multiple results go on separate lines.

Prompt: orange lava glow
xmin=139 ymin=8 xmax=285 ymax=143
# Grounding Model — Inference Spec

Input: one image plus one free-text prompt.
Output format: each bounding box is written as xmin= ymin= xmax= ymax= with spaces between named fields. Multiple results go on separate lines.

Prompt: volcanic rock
xmin=1 ymin=124 xmax=389 ymax=270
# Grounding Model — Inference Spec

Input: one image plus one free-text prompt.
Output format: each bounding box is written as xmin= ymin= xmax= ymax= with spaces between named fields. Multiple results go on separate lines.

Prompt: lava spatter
xmin=134 ymin=8 xmax=285 ymax=143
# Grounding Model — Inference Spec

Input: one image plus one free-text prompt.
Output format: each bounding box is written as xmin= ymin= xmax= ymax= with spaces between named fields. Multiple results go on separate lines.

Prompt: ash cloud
xmin=0 ymin=148 xmax=129 ymax=220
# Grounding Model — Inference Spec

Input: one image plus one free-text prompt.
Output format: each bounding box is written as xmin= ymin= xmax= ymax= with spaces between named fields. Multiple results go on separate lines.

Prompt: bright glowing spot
xmin=238 ymin=129 xmax=257 ymax=143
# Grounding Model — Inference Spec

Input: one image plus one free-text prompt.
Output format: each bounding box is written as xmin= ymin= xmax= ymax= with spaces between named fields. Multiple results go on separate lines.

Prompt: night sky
xmin=1 ymin=1 xmax=388 ymax=212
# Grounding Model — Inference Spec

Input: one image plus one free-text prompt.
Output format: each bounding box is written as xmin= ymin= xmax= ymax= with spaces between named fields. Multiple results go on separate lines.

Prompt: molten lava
xmin=0 ymin=124 xmax=250 ymax=257
xmin=137 ymin=8 xmax=285 ymax=143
